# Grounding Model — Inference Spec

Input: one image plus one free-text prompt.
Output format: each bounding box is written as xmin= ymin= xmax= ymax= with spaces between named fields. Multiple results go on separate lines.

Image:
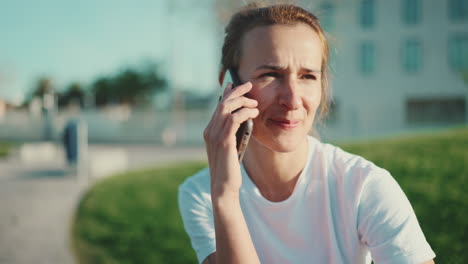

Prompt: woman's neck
xmin=242 ymin=137 xmax=309 ymax=202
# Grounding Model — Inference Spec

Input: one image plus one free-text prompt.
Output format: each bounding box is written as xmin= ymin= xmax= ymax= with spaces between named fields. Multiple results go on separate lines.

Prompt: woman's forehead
xmin=239 ymin=24 xmax=322 ymax=70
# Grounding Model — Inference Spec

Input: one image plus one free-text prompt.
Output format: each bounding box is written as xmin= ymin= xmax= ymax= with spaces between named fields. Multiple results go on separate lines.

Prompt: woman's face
xmin=238 ymin=23 xmax=323 ymax=153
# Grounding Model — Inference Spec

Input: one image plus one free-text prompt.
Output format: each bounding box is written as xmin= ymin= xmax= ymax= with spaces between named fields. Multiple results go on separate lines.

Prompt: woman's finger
xmin=222 ymin=81 xmax=253 ymax=100
xmin=218 ymin=96 xmax=258 ymax=115
xmin=222 ymin=108 xmax=259 ymax=138
xmin=221 ymin=82 xmax=233 ymax=98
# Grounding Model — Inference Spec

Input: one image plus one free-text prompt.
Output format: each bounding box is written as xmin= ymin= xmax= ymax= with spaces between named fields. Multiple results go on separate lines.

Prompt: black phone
xmin=225 ymin=69 xmax=254 ymax=162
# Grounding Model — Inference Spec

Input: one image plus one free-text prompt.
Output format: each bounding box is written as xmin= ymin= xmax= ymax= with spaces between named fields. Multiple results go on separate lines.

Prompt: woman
xmin=179 ymin=3 xmax=436 ymax=264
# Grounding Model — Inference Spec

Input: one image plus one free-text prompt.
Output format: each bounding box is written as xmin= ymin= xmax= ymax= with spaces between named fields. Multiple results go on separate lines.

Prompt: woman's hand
xmin=203 ymin=81 xmax=259 ymax=196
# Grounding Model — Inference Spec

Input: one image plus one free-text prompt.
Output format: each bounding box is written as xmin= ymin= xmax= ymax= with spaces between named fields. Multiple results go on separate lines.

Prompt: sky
xmin=0 ymin=0 xmax=220 ymax=104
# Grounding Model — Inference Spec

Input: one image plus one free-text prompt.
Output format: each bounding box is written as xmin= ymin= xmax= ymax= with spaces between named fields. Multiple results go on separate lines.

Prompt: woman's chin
xmin=252 ymin=133 xmax=307 ymax=153
xmin=272 ymin=139 xmax=304 ymax=153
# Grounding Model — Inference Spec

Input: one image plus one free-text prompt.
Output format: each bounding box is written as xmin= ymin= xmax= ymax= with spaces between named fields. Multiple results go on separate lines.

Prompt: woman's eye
xmin=302 ymin=74 xmax=317 ymax=80
xmin=260 ymin=72 xmax=279 ymax=78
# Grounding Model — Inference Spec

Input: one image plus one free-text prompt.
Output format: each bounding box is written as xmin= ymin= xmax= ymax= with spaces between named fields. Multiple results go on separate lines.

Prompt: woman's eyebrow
xmin=255 ymin=64 xmax=284 ymax=71
xmin=304 ymin=68 xmax=321 ymax=73
xmin=255 ymin=64 xmax=320 ymax=73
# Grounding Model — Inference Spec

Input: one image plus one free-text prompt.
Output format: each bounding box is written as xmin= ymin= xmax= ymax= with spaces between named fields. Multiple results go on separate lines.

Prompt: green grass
xmin=71 ymin=161 xmax=207 ymax=264
xmin=71 ymin=127 xmax=468 ymax=264
xmin=0 ymin=142 xmax=12 ymax=158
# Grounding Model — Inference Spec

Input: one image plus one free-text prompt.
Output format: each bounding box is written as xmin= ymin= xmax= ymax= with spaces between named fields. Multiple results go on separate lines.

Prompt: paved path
xmin=0 ymin=143 xmax=205 ymax=264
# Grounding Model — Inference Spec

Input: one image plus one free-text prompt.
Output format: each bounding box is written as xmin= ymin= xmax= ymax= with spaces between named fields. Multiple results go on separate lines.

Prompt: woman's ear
xmin=218 ymin=68 xmax=227 ymax=87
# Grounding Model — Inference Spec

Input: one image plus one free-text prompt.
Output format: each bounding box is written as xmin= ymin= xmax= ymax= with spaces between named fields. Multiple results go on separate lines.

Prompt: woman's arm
xmin=357 ymin=170 xmax=436 ymax=264
xmin=203 ymin=80 xmax=260 ymax=264
xmin=202 ymin=192 xmax=260 ymax=264
xmin=211 ymin=190 xmax=260 ymax=264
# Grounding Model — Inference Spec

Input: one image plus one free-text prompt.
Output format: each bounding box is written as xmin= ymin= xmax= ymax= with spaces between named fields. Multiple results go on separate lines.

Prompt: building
xmin=307 ymin=0 xmax=468 ymax=140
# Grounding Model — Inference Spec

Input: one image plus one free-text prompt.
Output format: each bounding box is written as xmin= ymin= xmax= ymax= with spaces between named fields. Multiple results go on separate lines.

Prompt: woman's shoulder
xmin=309 ymin=136 xmax=390 ymax=185
xmin=310 ymin=136 xmax=370 ymax=165
xmin=178 ymin=167 xmax=211 ymax=195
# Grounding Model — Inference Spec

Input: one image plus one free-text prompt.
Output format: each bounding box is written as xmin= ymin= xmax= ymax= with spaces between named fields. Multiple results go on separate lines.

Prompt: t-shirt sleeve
xmin=356 ymin=169 xmax=436 ymax=264
xmin=178 ymin=179 xmax=216 ymax=264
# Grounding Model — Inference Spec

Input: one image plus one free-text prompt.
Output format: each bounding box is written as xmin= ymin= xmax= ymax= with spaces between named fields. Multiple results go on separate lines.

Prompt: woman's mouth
xmin=270 ymin=119 xmax=300 ymax=129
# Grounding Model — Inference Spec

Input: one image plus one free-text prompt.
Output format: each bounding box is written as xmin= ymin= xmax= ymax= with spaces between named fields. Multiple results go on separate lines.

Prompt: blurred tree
xmin=91 ymin=61 xmax=167 ymax=107
xmin=32 ymin=78 xmax=53 ymax=96
xmin=58 ymin=82 xmax=85 ymax=108
xmin=25 ymin=77 xmax=53 ymax=103
xmin=92 ymin=77 xmax=114 ymax=107
xmin=23 ymin=77 xmax=55 ymax=108
xmin=114 ymin=69 xmax=146 ymax=105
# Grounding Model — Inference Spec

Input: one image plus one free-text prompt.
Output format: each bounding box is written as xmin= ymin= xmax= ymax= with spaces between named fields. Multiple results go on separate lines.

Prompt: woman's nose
xmin=278 ymin=78 xmax=302 ymax=110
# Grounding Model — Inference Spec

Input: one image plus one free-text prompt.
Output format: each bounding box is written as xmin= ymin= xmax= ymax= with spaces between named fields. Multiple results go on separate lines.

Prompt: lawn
xmin=0 ymin=142 xmax=12 ymax=158
xmin=71 ymin=161 xmax=207 ymax=264
xmin=71 ymin=127 xmax=467 ymax=264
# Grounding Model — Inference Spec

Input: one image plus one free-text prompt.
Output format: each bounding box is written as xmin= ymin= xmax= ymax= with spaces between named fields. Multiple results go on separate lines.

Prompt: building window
xmin=319 ymin=2 xmax=335 ymax=31
xmin=359 ymin=42 xmax=376 ymax=75
xmin=402 ymin=0 xmax=421 ymax=25
xmin=402 ymin=39 xmax=422 ymax=73
xmin=449 ymin=0 xmax=468 ymax=21
xmin=448 ymin=34 xmax=468 ymax=71
xmin=406 ymin=97 xmax=466 ymax=124
xmin=360 ymin=0 xmax=375 ymax=28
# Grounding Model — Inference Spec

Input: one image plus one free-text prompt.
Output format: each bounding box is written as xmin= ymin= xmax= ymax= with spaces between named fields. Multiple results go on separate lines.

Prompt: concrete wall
xmin=0 ymin=109 xmax=211 ymax=145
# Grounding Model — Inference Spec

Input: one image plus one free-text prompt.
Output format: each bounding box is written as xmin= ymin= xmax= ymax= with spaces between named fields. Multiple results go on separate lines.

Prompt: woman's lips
xmin=270 ymin=119 xmax=300 ymax=129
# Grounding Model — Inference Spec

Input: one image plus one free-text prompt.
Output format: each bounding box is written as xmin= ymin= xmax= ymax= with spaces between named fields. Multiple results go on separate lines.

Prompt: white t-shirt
xmin=178 ymin=136 xmax=436 ymax=264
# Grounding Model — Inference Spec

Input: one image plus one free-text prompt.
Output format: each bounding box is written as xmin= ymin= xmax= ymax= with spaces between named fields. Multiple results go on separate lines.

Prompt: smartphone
xmin=225 ymin=69 xmax=254 ymax=162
